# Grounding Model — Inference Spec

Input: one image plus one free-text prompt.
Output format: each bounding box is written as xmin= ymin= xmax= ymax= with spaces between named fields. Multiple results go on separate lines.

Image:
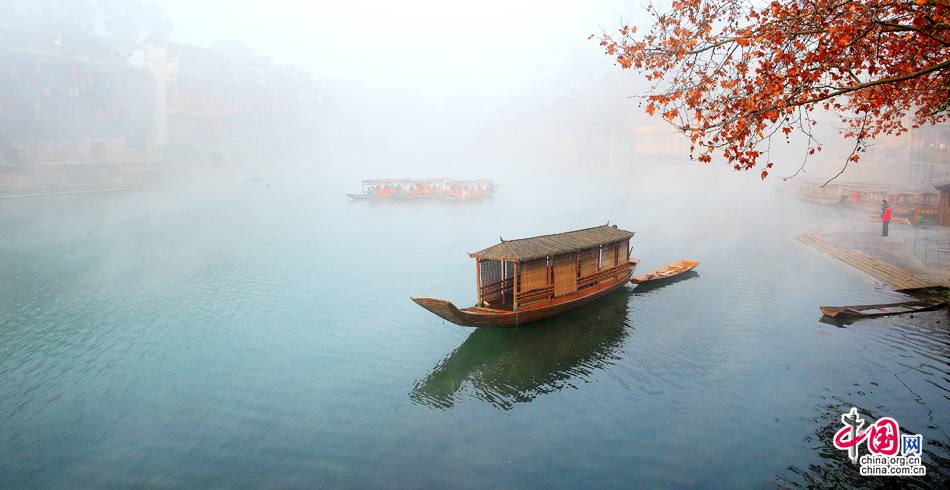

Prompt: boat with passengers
xmin=347 ymin=178 xmax=497 ymax=201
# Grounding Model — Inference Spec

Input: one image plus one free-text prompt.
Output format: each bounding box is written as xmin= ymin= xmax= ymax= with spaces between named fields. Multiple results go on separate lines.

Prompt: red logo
xmin=834 ymin=416 xmax=900 ymax=457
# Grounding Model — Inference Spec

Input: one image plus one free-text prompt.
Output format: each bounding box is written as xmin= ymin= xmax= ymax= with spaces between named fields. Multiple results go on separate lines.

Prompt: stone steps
xmin=796 ymin=231 xmax=933 ymax=290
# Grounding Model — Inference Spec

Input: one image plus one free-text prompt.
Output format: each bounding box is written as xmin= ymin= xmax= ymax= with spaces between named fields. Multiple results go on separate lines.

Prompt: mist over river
xmin=1 ymin=166 xmax=947 ymax=487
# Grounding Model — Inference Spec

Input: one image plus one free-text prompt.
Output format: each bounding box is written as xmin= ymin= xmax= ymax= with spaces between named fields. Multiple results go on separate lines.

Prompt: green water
xmin=1 ymin=170 xmax=947 ymax=487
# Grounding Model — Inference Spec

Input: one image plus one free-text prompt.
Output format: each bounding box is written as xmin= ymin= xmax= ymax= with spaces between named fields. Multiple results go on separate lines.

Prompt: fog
xmin=1 ymin=0 xmax=890 ymax=197
xmin=6 ymin=3 xmax=950 ymax=487
xmin=1 ymin=0 xmax=823 ymax=288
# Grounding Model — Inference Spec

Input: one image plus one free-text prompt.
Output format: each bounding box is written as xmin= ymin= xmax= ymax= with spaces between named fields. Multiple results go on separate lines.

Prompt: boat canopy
xmin=469 ymin=224 xmax=635 ymax=261
xmin=361 ymin=178 xmax=451 ymax=185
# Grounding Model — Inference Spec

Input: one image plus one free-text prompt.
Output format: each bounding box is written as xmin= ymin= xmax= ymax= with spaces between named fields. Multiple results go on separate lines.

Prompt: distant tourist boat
xmin=798 ymin=182 xmax=844 ymax=205
xmin=440 ymin=179 xmax=498 ymax=200
xmin=346 ymin=178 xmax=497 ymax=201
xmin=796 ymin=181 xmax=940 ymax=222
xmin=412 ymin=224 xmax=638 ymax=327
xmin=631 ymin=260 xmax=699 ymax=284
xmin=819 ymin=297 xmax=947 ymax=320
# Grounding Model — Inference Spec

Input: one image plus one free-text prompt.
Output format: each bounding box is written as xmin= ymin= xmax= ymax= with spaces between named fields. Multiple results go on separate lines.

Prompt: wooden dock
xmin=797 ymin=231 xmax=934 ymax=289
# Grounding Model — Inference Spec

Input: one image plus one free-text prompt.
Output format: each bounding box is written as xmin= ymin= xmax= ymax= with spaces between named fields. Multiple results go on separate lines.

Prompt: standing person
xmin=881 ymin=200 xmax=892 ymax=236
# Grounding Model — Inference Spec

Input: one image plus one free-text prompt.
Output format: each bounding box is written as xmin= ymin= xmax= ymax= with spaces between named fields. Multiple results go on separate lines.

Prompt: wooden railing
xmin=517 ymin=285 xmax=554 ymax=305
xmin=480 ymin=277 xmax=513 ymax=299
xmin=482 ymin=262 xmax=630 ymax=307
xmin=516 ymin=262 xmax=630 ymax=305
xmin=577 ymin=262 xmax=629 ymax=290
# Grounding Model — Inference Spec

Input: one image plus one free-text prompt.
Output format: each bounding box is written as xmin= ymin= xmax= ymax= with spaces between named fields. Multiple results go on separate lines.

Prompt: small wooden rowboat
xmin=819 ymin=297 xmax=947 ymax=320
xmin=894 ymin=286 xmax=950 ymax=298
xmin=630 ymin=260 xmax=699 ymax=284
xmin=412 ymin=224 xmax=638 ymax=327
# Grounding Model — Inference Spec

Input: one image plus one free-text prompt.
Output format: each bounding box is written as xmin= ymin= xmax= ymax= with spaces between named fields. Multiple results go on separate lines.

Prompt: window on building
xmin=91 ymin=141 xmax=105 ymax=161
xmin=166 ymin=81 xmax=177 ymax=106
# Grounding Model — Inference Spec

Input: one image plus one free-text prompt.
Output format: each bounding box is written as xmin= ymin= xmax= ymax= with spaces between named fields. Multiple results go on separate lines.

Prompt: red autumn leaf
xmin=593 ymin=0 xmax=949 ymax=182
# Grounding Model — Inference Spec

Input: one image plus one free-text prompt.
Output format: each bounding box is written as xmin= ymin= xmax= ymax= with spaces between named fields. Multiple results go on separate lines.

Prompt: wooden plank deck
xmin=797 ymin=231 xmax=934 ymax=290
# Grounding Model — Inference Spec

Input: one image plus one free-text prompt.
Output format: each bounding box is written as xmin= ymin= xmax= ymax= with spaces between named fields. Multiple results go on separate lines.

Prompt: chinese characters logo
xmin=833 ymin=407 xmax=926 ymax=476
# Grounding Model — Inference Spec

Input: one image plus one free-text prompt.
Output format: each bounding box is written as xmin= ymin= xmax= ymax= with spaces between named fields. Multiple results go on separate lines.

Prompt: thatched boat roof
xmin=470 ymin=224 xmax=634 ymax=261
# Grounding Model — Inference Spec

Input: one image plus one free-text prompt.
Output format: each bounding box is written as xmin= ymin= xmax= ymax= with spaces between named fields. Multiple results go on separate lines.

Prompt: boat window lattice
xmin=520 ymin=258 xmax=548 ymax=292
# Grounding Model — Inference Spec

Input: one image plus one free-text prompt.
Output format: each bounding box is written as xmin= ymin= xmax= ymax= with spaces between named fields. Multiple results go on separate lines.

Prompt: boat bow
xmin=411 ymin=297 xmax=471 ymax=326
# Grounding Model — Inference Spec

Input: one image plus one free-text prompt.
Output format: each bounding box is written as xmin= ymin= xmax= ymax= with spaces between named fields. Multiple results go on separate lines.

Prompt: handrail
xmin=480 ymin=277 xmax=513 ymax=297
xmin=517 ymin=285 xmax=554 ymax=304
xmin=481 ymin=262 xmax=630 ymax=304
xmin=578 ymin=263 xmax=629 ymax=289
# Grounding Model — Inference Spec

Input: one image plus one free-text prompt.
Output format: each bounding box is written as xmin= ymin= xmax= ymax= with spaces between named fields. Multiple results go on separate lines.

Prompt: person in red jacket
xmin=881 ymin=200 xmax=892 ymax=236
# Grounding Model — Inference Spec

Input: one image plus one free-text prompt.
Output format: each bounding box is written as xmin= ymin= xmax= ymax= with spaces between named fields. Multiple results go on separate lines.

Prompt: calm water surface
xmin=1 ymin=168 xmax=948 ymax=488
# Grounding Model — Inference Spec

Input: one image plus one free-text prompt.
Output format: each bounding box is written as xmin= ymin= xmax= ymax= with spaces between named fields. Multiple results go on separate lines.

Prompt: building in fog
xmin=631 ymin=123 xmax=691 ymax=162
xmin=821 ymin=121 xmax=950 ymax=192
xmin=0 ymin=43 xmax=154 ymax=164
xmin=0 ymin=10 xmax=321 ymax=193
xmin=145 ymin=42 xmax=320 ymax=170
xmin=0 ymin=17 xmax=157 ymax=189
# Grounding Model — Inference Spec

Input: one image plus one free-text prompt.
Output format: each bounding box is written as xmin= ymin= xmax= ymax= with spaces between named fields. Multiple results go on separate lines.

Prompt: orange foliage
xmin=595 ymin=0 xmax=950 ymax=181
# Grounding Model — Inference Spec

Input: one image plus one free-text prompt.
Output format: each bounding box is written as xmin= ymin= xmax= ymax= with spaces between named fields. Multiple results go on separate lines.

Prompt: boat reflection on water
xmin=410 ymin=287 xmax=634 ymax=410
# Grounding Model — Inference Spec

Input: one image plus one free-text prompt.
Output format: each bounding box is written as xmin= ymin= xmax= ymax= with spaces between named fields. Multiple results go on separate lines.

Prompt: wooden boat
xmin=630 ymin=260 xmax=699 ymax=284
xmin=798 ymin=193 xmax=844 ymax=205
xmin=347 ymin=178 xmax=497 ymax=200
xmin=819 ymin=297 xmax=947 ymax=320
xmin=411 ymin=287 xmax=634 ymax=409
xmin=440 ymin=179 xmax=498 ymax=200
xmin=894 ymin=286 xmax=950 ymax=298
xmin=412 ymin=224 xmax=638 ymax=327
xmin=798 ymin=182 xmax=844 ymax=205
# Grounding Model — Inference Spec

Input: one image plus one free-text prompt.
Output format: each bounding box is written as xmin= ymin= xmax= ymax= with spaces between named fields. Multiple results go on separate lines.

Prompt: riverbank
xmin=798 ymin=218 xmax=950 ymax=289
xmin=0 ymin=175 xmax=264 ymax=200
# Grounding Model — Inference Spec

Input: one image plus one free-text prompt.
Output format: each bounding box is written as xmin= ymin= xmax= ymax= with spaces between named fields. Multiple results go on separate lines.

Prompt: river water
xmin=1 ymin=166 xmax=947 ymax=487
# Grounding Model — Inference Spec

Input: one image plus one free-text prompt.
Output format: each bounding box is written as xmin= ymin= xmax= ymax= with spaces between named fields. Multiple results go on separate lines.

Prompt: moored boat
xmin=347 ymin=178 xmax=497 ymax=201
xmin=412 ymin=224 xmax=638 ymax=327
xmin=819 ymin=297 xmax=947 ymax=320
xmin=894 ymin=286 xmax=950 ymax=298
xmin=798 ymin=182 xmax=844 ymax=205
xmin=630 ymin=260 xmax=699 ymax=284
xmin=440 ymin=179 xmax=498 ymax=200
xmin=799 ymin=193 xmax=845 ymax=205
